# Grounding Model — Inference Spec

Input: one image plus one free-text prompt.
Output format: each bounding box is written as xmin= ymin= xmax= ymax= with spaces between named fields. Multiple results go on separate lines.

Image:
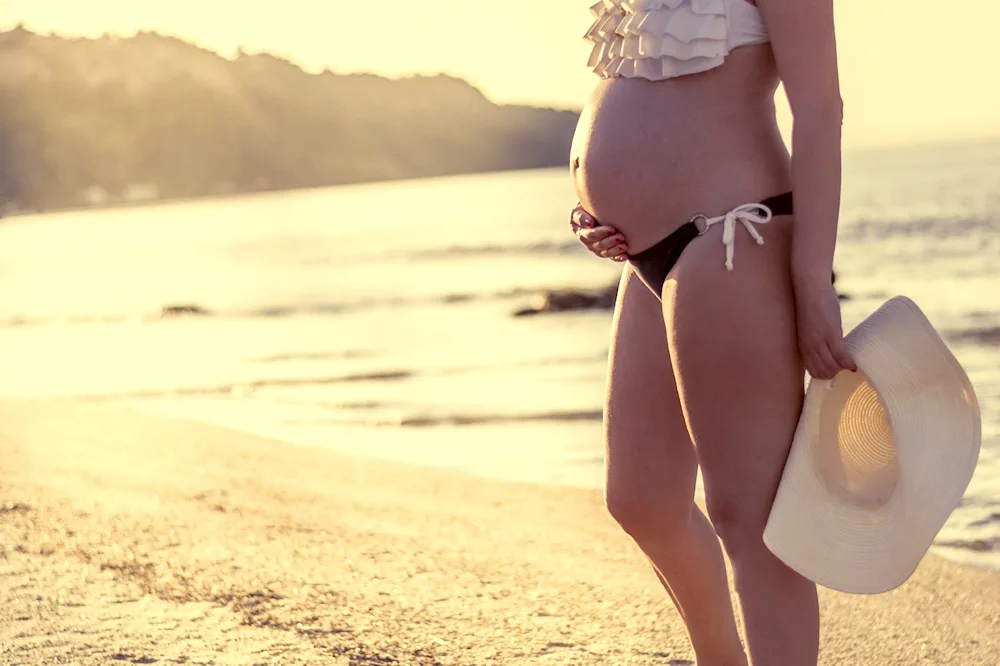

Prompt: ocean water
xmin=1 ymin=138 xmax=998 ymax=570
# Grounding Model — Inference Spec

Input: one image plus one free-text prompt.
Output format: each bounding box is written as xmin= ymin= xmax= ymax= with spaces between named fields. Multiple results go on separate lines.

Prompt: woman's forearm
xmin=789 ymin=101 xmax=844 ymax=285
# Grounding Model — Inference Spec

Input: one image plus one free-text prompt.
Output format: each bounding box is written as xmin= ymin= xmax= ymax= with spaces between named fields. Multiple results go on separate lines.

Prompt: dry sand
xmin=1 ymin=401 xmax=998 ymax=665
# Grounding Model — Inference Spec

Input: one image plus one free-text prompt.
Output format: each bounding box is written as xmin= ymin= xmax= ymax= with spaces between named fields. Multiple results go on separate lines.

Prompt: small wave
xmin=252 ymin=350 xmax=375 ymax=364
xmin=284 ymin=408 xmax=604 ymax=429
xmin=948 ymin=326 xmax=1000 ymax=346
xmin=397 ymin=240 xmax=582 ymax=261
xmin=335 ymin=401 xmax=384 ymax=410
xmin=232 ymin=286 xmax=543 ymax=319
xmin=290 ymin=240 xmax=584 ymax=270
xmin=310 ymin=240 xmax=583 ymax=266
xmin=0 ymin=286 xmax=553 ymax=329
xmin=938 ymin=537 xmax=1000 ymax=553
xmin=845 ymin=215 xmax=997 ymax=241
xmin=960 ymin=497 xmax=1000 ymax=509
xmin=73 ymin=369 xmax=413 ymax=402
xmin=394 ymin=409 xmax=602 ymax=427
xmin=970 ymin=512 xmax=1000 ymax=529
xmin=66 ymin=351 xmax=606 ymax=403
xmin=0 ymin=314 xmax=132 ymax=328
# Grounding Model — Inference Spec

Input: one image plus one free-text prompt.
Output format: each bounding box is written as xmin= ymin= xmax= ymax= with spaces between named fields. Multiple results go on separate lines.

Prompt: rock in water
xmin=160 ymin=304 xmax=213 ymax=318
xmin=513 ymin=285 xmax=618 ymax=317
xmin=514 ymin=268 xmax=849 ymax=316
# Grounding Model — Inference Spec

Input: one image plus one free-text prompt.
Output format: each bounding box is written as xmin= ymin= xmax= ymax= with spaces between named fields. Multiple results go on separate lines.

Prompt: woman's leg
xmin=605 ymin=265 xmax=747 ymax=665
xmin=663 ymin=217 xmax=820 ymax=666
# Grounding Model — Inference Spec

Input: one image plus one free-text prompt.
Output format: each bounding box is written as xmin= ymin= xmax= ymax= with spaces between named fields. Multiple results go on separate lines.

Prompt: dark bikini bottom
xmin=627 ymin=192 xmax=802 ymax=299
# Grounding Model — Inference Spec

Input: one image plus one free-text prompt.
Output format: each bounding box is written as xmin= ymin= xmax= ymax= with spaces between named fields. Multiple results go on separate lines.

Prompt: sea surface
xmin=1 ymin=138 xmax=999 ymax=570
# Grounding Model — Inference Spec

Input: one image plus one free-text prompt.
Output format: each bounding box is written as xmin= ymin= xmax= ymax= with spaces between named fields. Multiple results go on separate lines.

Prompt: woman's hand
xmin=794 ymin=276 xmax=857 ymax=380
xmin=569 ymin=203 xmax=629 ymax=262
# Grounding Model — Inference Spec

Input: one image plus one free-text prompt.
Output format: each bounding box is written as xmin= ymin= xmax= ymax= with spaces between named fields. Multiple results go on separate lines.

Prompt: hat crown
xmin=847 ymin=298 xmax=980 ymax=491
xmin=814 ymin=370 xmax=898 ymax=510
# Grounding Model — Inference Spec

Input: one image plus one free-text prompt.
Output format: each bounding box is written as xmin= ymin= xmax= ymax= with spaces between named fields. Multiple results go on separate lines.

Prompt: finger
xmin=806 ymin=360 xmax=833 ymax=381
xmin=829 ymin=338 xmax=857 ymax=372
xmin=599 ymin=244 xmax=628 ymax=259
xmin=578 ymin=226 xmax=617 ymax=244
xmin=593 ymin=233 xmax=626 ymax=252
xmin=805 ymin=343 xmax=839 ymax=380
xmin=578 ymin=225 xmax=616 ymax=243
xmin=571 ymin=207 xmax=596 ymax=229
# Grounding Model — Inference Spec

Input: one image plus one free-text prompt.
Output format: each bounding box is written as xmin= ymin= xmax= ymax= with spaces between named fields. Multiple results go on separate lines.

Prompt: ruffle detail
xmin=584 ymin=0 xmax=731 ymax=80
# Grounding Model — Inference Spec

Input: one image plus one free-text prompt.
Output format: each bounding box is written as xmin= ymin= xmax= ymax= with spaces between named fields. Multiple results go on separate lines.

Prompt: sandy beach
xmin=1 ymin=401 xmax=998 ymax=665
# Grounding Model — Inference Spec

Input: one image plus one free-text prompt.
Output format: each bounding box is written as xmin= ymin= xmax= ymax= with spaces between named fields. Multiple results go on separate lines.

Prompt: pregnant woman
xmin=568 ymin=1 xmax=856 ymax=664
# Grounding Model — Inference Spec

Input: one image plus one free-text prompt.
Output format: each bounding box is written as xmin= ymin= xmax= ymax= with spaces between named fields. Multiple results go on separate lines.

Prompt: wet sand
xmin=1 ymin=401 xmax=998 ymax=665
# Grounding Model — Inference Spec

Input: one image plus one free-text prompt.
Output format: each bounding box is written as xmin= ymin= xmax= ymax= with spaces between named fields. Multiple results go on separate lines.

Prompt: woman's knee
xmin=705 ymin=494 xmax=769 ymax=561
xmin=605 ymin=471 xmax=694 ymax=542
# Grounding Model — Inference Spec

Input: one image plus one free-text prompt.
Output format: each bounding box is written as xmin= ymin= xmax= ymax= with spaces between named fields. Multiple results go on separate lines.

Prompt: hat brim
xmin=764 ymin=296 xmax=981 ymax=594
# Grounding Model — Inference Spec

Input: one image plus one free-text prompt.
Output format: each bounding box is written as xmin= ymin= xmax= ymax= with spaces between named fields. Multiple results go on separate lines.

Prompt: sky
xmin=4 ymin=0 xmax=1000 ymax=149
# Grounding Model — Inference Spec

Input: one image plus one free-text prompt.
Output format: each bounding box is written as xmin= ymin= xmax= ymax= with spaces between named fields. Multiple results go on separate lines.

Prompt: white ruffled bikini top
xmin=585 ymin=0 xmax=769 ymax=80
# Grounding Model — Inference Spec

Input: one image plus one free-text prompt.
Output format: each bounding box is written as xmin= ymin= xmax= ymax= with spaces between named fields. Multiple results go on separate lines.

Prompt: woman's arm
xmin=757 ymin=0 xmax=856 ymax=379
xmin=757 ymin=0 xmax=843 ymax=284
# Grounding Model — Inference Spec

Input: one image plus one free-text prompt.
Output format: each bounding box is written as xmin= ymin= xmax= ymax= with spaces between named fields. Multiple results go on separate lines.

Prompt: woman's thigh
xmin=661 ymin=217 xmax=804 ymax=540
xmin=604 ymin=264 xmax=698 ymax=526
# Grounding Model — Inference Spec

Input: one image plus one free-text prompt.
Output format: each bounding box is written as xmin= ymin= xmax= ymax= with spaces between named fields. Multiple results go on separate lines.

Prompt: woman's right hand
xmin=569 ymin=204 xmax=629 ymax=262
xmin=793 ymin=276 xmax=857 ymax=380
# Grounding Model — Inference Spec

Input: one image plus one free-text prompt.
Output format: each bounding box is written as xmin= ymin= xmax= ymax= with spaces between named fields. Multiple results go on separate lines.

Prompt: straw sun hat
xmin=764 ymin=296 xmax=981 ymax=594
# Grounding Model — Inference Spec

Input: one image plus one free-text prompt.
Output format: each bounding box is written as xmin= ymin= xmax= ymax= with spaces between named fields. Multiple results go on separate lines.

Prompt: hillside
xmin=0 ymin=26 xmax=580 ymax=212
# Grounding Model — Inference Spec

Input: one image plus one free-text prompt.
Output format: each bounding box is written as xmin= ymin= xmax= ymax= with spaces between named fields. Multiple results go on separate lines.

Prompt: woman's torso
xmin=571 ymin=11 xmax=792 ymax=253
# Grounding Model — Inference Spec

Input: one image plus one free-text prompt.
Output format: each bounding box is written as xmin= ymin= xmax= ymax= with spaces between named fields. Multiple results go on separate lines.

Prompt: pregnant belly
xmin=570 ymin=76 xmax=791 ymax=253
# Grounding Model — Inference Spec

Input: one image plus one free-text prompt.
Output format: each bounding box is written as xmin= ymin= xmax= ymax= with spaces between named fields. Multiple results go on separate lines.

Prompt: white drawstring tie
xmin=694 ymin=202 xmax=773 ymax=271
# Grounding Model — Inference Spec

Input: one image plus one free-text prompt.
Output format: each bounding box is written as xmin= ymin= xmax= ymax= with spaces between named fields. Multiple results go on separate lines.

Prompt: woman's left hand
xmin=793 ymin=275 xmax=857 ymax=380
xmin=570 ymin=203 xmax=629 ymax=261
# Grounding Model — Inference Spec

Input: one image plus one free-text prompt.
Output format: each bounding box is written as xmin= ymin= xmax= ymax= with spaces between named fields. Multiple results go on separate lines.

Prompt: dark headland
xmin=0 ymin=26 xmax=579 ymax=214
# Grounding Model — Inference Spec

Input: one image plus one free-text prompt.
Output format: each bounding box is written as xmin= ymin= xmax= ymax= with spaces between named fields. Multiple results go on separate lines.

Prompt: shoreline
xmin=3 ymin=400 xmax=1000 ymax=665
xmin=111 ymin=397 xmax=1000 ymax=575
xmin=0 ymin=165 xmax=566 ymax=221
